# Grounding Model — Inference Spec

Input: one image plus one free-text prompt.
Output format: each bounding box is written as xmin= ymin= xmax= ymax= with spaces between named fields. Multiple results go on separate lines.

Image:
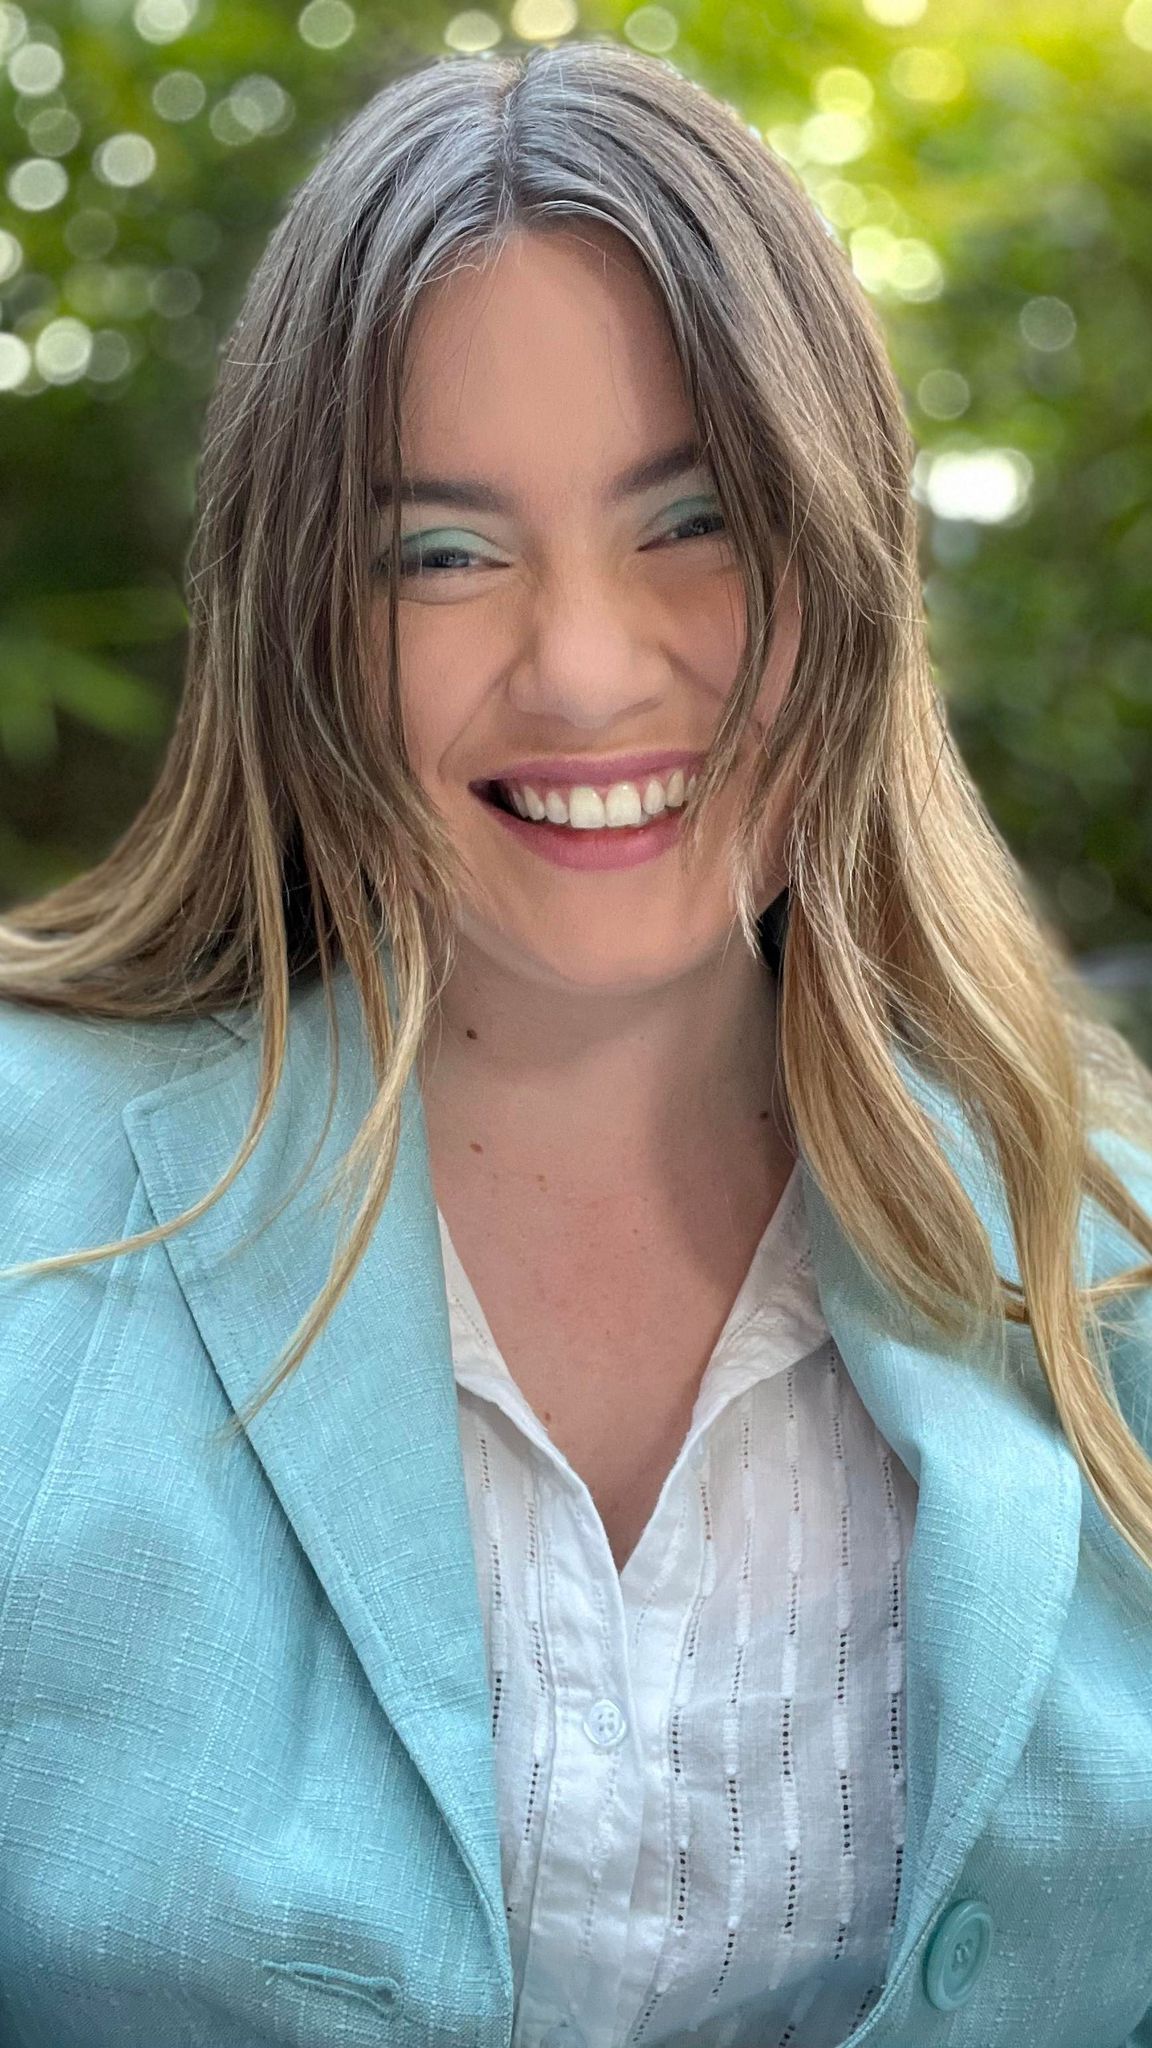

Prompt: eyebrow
xmin=371 ymin=438 xmax=709 ymax=514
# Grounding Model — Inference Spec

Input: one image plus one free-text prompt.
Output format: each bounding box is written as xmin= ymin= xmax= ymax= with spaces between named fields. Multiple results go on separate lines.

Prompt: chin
xmin=462 ymin=915 xmax=723 ymax=994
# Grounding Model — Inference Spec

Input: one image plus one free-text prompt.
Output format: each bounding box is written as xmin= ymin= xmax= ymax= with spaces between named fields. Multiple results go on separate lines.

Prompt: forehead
xmin=397 ymin=224 xmax=695 ymax=493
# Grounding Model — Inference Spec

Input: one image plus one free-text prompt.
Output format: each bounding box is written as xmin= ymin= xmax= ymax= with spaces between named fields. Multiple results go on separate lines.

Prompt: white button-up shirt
xmin=438 ymin=1161 xmax=920 ymax=2048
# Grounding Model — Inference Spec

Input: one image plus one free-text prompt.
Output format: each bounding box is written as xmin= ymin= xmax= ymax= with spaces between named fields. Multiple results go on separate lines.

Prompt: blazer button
xmin=923 ymin=1900 xmax=994 ymax=2011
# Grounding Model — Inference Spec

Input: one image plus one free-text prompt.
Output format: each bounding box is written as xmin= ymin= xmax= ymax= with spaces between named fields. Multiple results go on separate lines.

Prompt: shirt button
xmin=541 ymin=2023 xmax=586 ymax=2047
xmin=582 ymin=1698 xmax=627 ymax=1748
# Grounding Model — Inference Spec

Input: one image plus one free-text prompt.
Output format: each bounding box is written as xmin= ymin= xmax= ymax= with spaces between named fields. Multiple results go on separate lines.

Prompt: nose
xmin=504 ymin=558 xmax=667 ymax=734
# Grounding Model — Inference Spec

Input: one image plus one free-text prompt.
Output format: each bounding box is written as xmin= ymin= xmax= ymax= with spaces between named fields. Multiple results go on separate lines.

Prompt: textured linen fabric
xmin=1 ymin=958 xmax=1151 ymax=2048
xmin=440 ymin=1163 xmax=921 ymax=2048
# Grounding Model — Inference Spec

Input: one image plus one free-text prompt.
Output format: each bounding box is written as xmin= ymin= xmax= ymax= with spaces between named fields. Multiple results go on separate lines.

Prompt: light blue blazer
xmin=1 ymin=953 xmax=1151 ymax=2048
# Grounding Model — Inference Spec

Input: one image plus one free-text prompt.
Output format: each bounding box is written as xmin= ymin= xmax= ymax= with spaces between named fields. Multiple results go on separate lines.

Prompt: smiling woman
xmin=379 ymin=222 xmax=800 ymax=952
xmin=1 ymin=34 xmax=1152 ymax=2048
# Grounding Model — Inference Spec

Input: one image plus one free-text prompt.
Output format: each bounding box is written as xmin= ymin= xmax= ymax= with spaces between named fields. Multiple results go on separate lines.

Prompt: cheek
xmin=391 ymin=604 xmax=483 ymax=779
xmin=678 ymin=566 xmax=790 ymax=739
xmin=674 ymin=567 xmax=747 ymax=696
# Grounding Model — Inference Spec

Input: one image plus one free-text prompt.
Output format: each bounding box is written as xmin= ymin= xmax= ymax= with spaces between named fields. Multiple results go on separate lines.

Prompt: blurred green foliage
xmin=1 ymin=0 xmax=1150 ymax=1056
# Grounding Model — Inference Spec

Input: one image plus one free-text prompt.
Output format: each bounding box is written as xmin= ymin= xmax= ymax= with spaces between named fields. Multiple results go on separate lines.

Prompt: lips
xmin=469 ymin=750 xmax=707 ymax=797
xmin=471 ymin=774 xmax=688 ymax=871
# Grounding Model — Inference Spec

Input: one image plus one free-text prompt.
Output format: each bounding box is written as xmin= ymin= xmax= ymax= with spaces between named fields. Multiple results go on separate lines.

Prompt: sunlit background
xmin=1 ymin=0 xmax=1150 ymax=1053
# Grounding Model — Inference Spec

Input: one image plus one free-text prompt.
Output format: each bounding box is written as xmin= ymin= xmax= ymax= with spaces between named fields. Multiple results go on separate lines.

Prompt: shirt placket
xmin=509 ymin=1372 xmax=761 ymax=2047
xmin=512 ymin=1451 xmax=644 ymax=2048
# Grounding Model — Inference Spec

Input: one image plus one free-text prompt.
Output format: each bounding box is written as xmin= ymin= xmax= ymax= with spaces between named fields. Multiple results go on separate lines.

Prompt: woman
xmin=0 ymin=38 xmax=1150 ymax=2048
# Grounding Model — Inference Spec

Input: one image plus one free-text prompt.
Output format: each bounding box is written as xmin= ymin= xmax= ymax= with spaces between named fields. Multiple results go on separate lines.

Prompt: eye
xmin=668 ymin=510 xmax=727 ymax=542
xmin=645 ymin=495 xmax=728 ymax=548
xmin=391 ymin=528 xmax=505 ymax=578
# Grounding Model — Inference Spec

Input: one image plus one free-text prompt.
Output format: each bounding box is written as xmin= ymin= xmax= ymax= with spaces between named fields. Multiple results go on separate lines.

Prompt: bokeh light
xmin=0 ymin=332 xmax=33 ymax=389
xmin=7 ymin=39 xmax=64 ymax=94
xmin=34 ymin=315 xmax=93 ymax=383
xmin=444 ymin=10 xmax=502 ymax=51
xmin=800 ymin=110 xmax=872 ymax=165
xmin=63 ymin=207 xmax=118 ymax=259
xmin=152 ymin=70 xmax=208 ymax=120
xmin=813 ymin=66 xmax=874 ymax=115
xmin=93 ymin=133 xmax=158 ymax=186
xmin=297 ymin=0 xmax=355 ymax=50
xmin=0 ymin=228 xmax=24 ymax=283
xmin=0 ymin=4 xmax=28 ymax=58
xmin=890 ymin=47 xmax=966 ymax=102
xmin=916 ymin=447 xmax=1034 ymax=524
xmin=1019 ymin=296 xmax=1076 ymax=351
xmin=622 ymin=6 xmax=679 ymax=53
xmin=510 ymin=0 xmax=579 ymax=40
xmin=849 ymin=223 xmax=945 ymax=300
xmin=133 ymin=0 xmax=199 ymax=43
xmin=25 ymin=108 xmax=82 ymax=155
xmin=6 ymin=157 xmax=68 ymax=210
xmin=208 ymin=73 xmax=293 ymax=144
xmin=1122 ymin=0 xmax=1152 ymax=50
xmin=85 ymin=328 xmax=136 ymax=382
xmin=862 ymin=0 xmax=928 ymax=22
xmin=148 ymin=266 xmax=202 ymax=317
xmin=917 ymin=368 xmax=971 ymax=420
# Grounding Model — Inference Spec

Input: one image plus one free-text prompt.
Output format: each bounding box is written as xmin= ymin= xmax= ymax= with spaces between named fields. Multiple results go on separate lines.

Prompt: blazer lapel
xmin=800 ymin=1055 xmax=1087 ymax=1996
xmin=122 ymin=948 xmax=1087 ymax=2033
xmin=120 ymin=955 xmax=513 ymax=2004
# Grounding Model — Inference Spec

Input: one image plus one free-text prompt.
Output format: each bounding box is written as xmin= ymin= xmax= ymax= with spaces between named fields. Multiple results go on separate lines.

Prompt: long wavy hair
xmin=2 ymin=40 xmax=1152 ymax=1567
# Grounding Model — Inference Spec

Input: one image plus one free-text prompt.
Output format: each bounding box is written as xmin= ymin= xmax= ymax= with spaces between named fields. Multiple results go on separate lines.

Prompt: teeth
xmin=504 ymin=769 xmax=696 ymax=828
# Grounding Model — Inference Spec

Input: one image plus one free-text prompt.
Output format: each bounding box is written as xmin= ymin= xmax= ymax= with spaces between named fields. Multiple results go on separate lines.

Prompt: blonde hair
xmin=2 ymin=41 xmax=1151 ymax=1569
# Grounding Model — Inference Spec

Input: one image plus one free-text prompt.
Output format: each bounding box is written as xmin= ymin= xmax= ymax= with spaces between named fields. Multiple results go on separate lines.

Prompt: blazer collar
xmin=121 ymin=951 xmax=1087 ymax=2031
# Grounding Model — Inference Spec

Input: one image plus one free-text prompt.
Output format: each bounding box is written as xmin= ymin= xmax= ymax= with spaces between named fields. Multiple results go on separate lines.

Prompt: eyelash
xmin=380 ymin=507 xmax=728 ymax=580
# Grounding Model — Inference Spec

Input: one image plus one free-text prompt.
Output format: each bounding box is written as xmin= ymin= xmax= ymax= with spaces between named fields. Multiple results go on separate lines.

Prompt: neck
xmin=417 ymin=932 xmax=792 ymax=1195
